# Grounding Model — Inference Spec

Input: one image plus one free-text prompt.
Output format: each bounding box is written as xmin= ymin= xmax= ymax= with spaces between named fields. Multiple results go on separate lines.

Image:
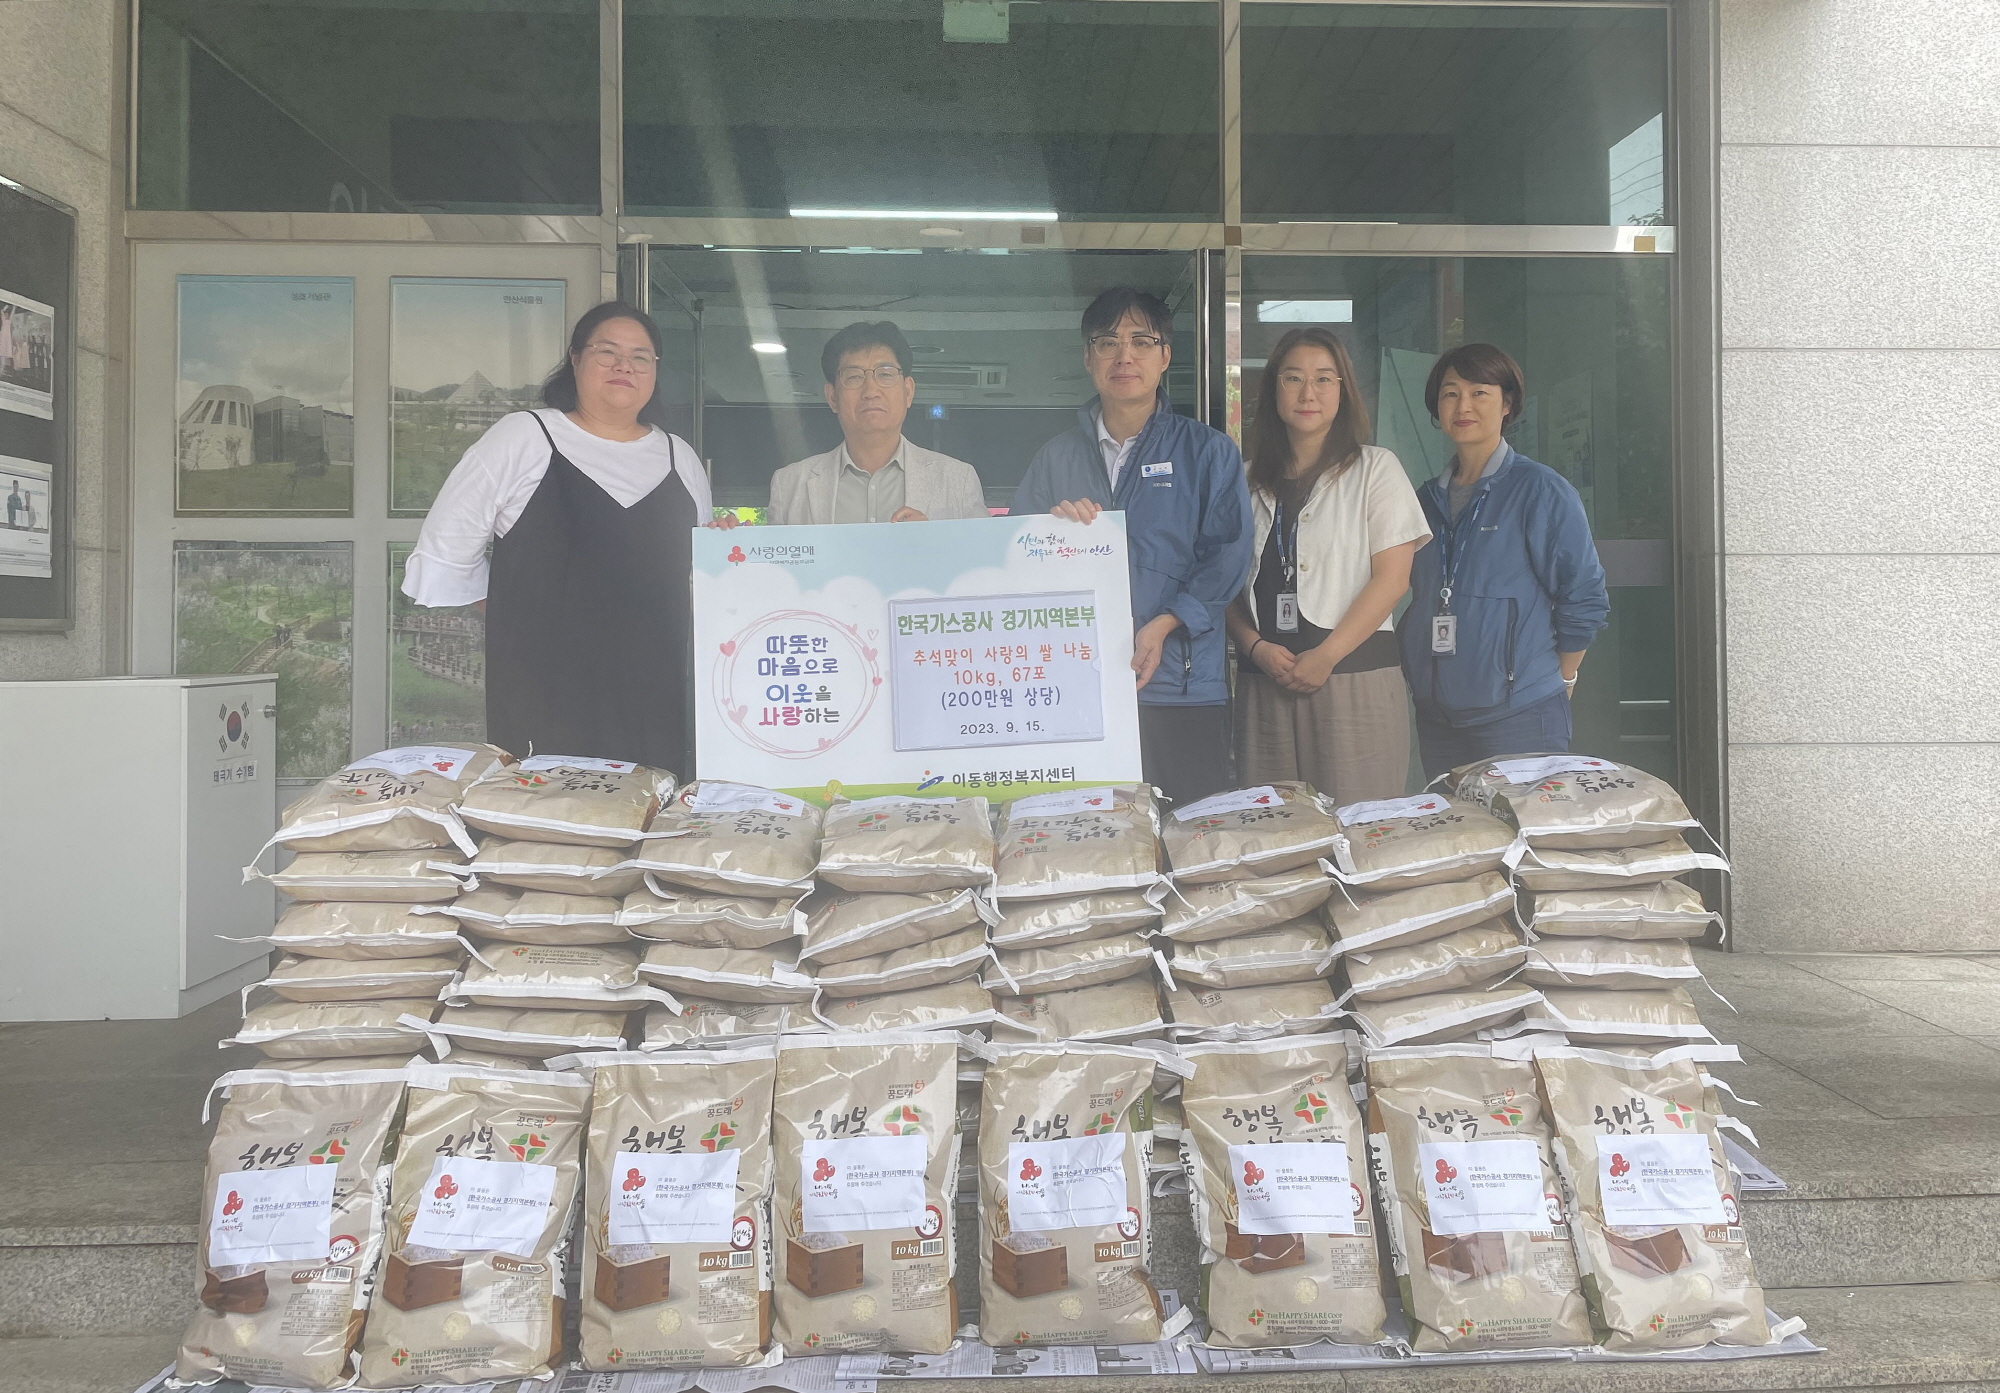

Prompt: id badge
xmin=1431 ymin=613 xmax=1458 ymax=655
xmin=1275 ymin=592 xmax=1300 ymax=634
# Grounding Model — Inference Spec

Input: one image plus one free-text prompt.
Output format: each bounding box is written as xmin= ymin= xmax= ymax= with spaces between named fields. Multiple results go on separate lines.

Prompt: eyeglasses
xmin=582 ymin=343 xmax=659 ymax=371
xmin=836 ymin=364 xmax=907 ymax=389
xmin=1278 ymin=372 xmax=1340 ymax=392
xmin=1086 ymin=333 xmax=1167 ymax=358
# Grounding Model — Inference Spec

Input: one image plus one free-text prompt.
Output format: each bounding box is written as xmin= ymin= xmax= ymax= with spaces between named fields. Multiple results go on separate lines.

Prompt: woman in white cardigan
xmin=1225 ymin=327 xmax=1432 ymax=802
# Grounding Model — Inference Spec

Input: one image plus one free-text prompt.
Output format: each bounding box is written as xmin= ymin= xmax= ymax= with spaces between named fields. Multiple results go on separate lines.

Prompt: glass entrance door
xmin=643 ymin=247 xmax=1204 ymax=515
xmin=1240 ymin=254 xmax=1676 ymax=779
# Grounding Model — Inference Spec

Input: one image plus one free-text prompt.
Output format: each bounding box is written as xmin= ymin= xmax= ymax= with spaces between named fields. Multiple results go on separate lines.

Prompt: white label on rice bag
xmin=800 ymin=1134 xmax=927 ymax=1232
xmin=1419 ymin=1138 xmax=1549 ymax=1235
xmin=207 ymin=1164 xmax=338 ymax=1264
xmin=1336 ymin=792 xmax=1452 ymax=826
xmin=517 ymin=755 xmax=635 ymax=773
xmin=1172 ymin=785 xmax=1282 ymax=822
xmin=688 ymin=782 xmax=809 ymax=817
xmin=843 ymin=794 xmax=960 ymax=810
xmin=1597 ymin=1132 xmax=1725 ymax=1226
xmin=1010 ymin=787 xmax=1121 ymax=819
xmin=344 ymin=746 xmax=474 ymax=779
xmin=406 ymin=1155 xmax=557 ymax=1257
xmin=1487 ymin=755 xmax=1619 ymax=785
xmin=607 ymin=1150 xmax=740 ymax=1245
xmin=1229 ymin=1142 xmax=1357 ymax=1236
xmin=1007 ymin=1133 xmax=1128 ymax=1231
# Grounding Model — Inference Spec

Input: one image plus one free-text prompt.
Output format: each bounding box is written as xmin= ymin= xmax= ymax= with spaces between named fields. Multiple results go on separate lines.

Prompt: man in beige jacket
xmin=767 ymin=320 xmax=989 ymax=525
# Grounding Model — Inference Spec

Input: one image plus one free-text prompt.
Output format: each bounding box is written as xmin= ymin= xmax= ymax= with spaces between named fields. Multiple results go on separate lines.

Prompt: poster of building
xmin=389 ymin=277 xmax=566 ymax=515
xmin=0 ymin=286 xmax=55 ymax=419
xmin=692 ymin=514 xmax=1141 ymax=802
xmin=174 ymin=541 xmax=353 ymax=780
xmin=176 ymin=275 xmax=354 ymax=515
xmin=0 ymin=453 xmax=52 ymax=578
xmin=388 ymin=542 xmax=486 ymax=746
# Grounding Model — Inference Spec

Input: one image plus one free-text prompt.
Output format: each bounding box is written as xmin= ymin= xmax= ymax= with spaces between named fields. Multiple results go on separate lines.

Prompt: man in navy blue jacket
xmin=1010 ymin=289 xmax=1253 ymax=804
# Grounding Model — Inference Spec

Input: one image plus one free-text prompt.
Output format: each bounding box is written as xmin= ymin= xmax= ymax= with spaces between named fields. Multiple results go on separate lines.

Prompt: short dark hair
xmin=821 ymin=321 xmax=912 ymax=385
xmin=1081 ymin=288 xmax=1172 ymax=342
xmin=1424 ymin=343 xmax=1525 ymax=425
xmin=542 ymin=301 xmax=670 ymax=429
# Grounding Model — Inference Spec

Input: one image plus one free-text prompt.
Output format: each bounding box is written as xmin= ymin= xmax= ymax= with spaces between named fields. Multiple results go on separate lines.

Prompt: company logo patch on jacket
xmin=1141 ymin=462 xmax=1174 ymax=478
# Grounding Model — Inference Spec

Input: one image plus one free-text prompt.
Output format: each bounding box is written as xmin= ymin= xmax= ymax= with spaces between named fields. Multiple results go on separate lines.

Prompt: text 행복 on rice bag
xmin=993 ymin=787 xmax=1164 ymax=900
xmin=572 ymin=1045 xmax=779 ymax=1370
xmin=1163 ymin=784 xmax=1346 ymax=886
xmin=771 ymin=1031 xmax=961 ymax=1355
xmin=977 ymin=1042 xmax=1177 ymax=1346
xmin=815 ymin=795 xmax=995 ymax=893
xmin=458 ymin=756 xmax=672 ymax=848
xmin=355 ymin=1064 xmax=591 ymax=1386
xmin=1364 ymin=1044 xmax=1592 ymax=1352
xmin=176 ymin=1066 xmax=405 ymax=1388
xmin=1532 ymin=1044 xmax=1768 ymax=1350
xmin=635 ymin=782 xmax=824 ymax=895
xmin=262 ymin=744 xmax=508 ymax=857
xmin=1325 ymin=794 xmax=1515 ymax=891
xmin=1444 ymin=754 xmax=1699 ymax=851
xmin=1181 ymin=1033 xmax=1387 ymax=1348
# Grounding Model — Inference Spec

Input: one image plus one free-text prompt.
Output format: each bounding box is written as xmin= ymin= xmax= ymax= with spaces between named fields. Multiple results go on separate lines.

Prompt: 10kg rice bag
xmin=636 ymin=783 xmax=823 ymax=894
xmin=176 ymin=1066 xmax=406 ymax=1387
xmin=458 ymin=755 xmax=672 ymax=847
xmin=356 ymin=1064 xmax=591 ymax=1385
xmin=1364 ymin=1044 xmax=1592 ymax=1352
xmin=263 ymin=744 xmax=507 ymax=856
xmin=994 ymin=787 xmax=1163 ymax=900
xmin=815 ymin=795 xmax=994 ymax=892
xmin=1326 ymin=794 xmax=1515 ymax=891
xmin=1445 ymin=754 xmax=1698 ymax=851
xmin=574 ymin=1045 xmax=779 ymax=1370
xmin=1181 ymin=1033 xmax=1386 ymax=1348
xmin=771 ymin=1031 xmax=961 ymax=1355
xmin=1164 ymin=784 xmax=1345 ymax=886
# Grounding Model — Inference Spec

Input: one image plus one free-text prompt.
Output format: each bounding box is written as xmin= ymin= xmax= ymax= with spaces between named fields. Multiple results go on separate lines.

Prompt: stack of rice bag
xmin=419 ymin=755 xmax=680 ymax=1065
xmin=1440 ymin=754 xmax=1728 ymax=1048
xmin=623 ymin=780 xmax=821 ymax=1046
xmin=985 ymin=786 xmax=1170 ymax=1043
xmin=1156 ymin=784 xmax=1344 ymax=1040
xmin=230 ymin=745 xmax=507 ymax=1066
xmin=1320 ymin=788 xmax=1539 ymax=1049
xmin=800 ymin=792 xmax=1001 ymax=1032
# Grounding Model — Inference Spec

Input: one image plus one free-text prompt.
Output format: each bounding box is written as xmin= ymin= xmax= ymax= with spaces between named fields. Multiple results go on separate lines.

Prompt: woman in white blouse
xmin=403 ymin=302 xmax=713 ymax=773
xmin=1225 ymin=327 xmax=1432 ymax=803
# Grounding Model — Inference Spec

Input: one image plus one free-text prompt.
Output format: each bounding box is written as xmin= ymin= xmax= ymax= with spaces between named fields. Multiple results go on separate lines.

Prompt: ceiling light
xmin=790 ymin=207 xmax=1058 ymax=222
xmin=921 ymin=226 xmax=963 ymax=237
xmin=1257 ymin=299 xmax=1354 ymax=323
xmin=751 ymin=341 xmax=787 ymax=355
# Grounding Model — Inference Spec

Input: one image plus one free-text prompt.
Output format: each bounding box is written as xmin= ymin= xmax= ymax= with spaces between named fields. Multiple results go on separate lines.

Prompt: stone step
xmin=4 ymin=1283 xmax=1997 ymax=1393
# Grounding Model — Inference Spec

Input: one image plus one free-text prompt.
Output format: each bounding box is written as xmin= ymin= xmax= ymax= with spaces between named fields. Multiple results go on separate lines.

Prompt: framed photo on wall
xmin=175 ymin=275 xmax=355 ymax=516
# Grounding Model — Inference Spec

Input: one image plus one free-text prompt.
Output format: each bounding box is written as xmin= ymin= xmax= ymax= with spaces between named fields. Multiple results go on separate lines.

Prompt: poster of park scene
xmin=176 ymin=276 xmax=355 ymax=515
xmin=390 ymin=277 xmax=565 ymax=515
xmin=388 ymin=542 xmax=486 ymax=746
xmin=174 ymin=542 xmax=353 ymax=779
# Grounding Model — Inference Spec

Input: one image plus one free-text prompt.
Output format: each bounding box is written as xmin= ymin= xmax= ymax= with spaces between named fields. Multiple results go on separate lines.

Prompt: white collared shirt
xmin=1096 ymin=415 xmax=1141 ymax=490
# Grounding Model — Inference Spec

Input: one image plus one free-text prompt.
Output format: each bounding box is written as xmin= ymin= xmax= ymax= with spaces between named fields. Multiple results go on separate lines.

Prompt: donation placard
xmin=692 ymin=515 xmax=1142 ymax=802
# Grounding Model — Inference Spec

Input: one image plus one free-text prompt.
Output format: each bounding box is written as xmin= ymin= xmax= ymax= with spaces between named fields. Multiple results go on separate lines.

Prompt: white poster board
xmin=692 ymin=515 xmax=1142 ymax=801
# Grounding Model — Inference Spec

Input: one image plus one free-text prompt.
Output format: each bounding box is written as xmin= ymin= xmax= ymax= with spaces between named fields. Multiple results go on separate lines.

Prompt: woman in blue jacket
xmin=1398 ymin=343 xmax=1609 ymax=780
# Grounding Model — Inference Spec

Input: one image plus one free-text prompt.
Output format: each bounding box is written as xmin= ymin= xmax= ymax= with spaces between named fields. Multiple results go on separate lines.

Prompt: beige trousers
xmin=1234 ymin=664 xmax=1412 ymax=804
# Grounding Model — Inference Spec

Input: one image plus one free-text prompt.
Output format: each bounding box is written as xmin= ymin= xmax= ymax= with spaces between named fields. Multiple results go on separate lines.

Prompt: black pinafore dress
xmin=485 ymin=412 xmax=697 ymax=774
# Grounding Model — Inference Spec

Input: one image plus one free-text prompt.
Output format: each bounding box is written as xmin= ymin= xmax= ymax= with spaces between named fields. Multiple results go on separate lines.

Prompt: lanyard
xmin=1437 ymin=485 xmax=1487 ymax=613
xmin=1272 ymin=494 xmax=1297 ymax=585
